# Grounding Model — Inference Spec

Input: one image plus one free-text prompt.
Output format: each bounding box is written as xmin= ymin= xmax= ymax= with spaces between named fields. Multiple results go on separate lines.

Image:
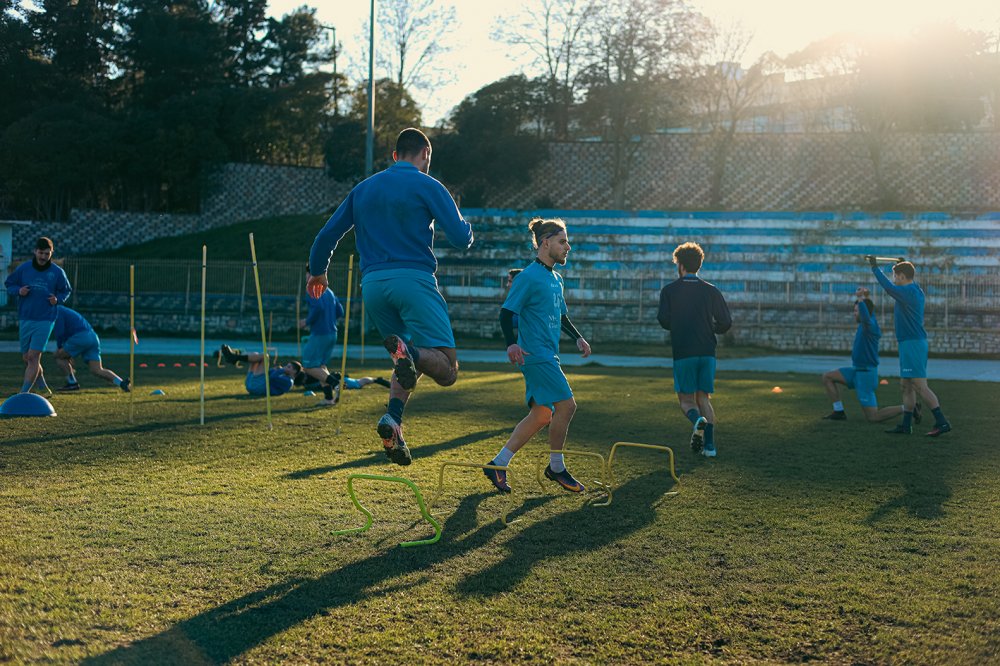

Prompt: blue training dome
xmin=0 ymin=393 xmax=57 ymax=418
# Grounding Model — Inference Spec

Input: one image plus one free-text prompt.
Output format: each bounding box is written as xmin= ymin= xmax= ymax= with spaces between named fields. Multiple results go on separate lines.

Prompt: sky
xmin=268 ymin=0 xmax=1000 ymax=126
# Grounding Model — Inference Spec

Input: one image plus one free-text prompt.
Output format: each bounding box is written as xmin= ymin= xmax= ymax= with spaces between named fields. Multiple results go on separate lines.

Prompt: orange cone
xmin=771 ymin=386 xmax=783 ymax=393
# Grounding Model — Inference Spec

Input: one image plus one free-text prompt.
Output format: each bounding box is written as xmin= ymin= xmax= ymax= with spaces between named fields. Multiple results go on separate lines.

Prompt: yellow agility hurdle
xmin=333 ymin=473 xmax=442 ymax=548
xmin=535 ymin=449 xmax=612 ymax=506
xmin=607 ymin=442 xmax=680 ymax=498
xmin=432 ymin=461 xmax=519 ymax=526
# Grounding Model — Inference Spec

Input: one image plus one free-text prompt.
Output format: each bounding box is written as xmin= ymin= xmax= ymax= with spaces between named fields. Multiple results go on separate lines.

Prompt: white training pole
xmin=336 ymin=255 xmax=355 ymax=435
xmin=199 ymin=245 xmax=207 ymax=426
xmin=249 ymin=233 xmax=272 ymax=430
xmin=129 ymin=264 xmax=135 ymax=425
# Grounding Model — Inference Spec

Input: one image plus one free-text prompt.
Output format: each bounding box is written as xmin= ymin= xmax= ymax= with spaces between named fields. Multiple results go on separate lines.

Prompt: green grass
xmin=1 ymin=353 xmax=998 ymax=664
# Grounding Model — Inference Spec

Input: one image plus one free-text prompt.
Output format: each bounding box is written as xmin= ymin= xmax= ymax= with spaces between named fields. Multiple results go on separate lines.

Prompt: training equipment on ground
xmin=433 ymin=461 xmax=518 ymax=525
xmin=771 ymin=386 xmax=783 ymax=393
xmin=200 ymin=245 xmax=207 ymax=426
xmin=0 ymin=393 xmax=57 ymax=418
xmin=336 ymin=255 xmax=355 ymax=435
xmin=606 ymin=442 xmax=679 ymax=498
xmin=150 ymin=389 xmax=165 ymax=396
xmin=248 ymin=233 xmax=272 ymax=430
xmin=333 ymin=473 xmax=441 ymax=548
xmin=129 ymin=265 xmax=136 ymax=424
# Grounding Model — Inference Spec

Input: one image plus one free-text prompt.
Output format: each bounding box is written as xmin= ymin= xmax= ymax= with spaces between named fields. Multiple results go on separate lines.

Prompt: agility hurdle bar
xmin=535 ymin=449 xmax=612 ymax=506
xmin=333 ymin=473 xmax=441 ymax=548
xmin=607 ymin=442 xmax=680 ymax=498
xmin=336 ymin=255 xmax=355 ymax=434
xmin=432 ymin=461 xmax=519 ymax=526
xmin=248 ymin=233 xmax=272 ymax=430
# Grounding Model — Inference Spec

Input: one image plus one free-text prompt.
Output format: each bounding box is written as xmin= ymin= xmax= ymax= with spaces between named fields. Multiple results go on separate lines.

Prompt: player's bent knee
xmin=433 ymin=367 xmax=459 ymax=387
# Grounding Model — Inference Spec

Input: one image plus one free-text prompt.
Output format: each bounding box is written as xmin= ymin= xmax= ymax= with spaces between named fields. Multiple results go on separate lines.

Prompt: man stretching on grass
xmin=220 ymin=345 xmax=301 ymax=397
xmin=307 ymin=128 xmax=474 ymax=466
xmin=298 ymin=268 xmax=345 ymax=406
xmin=820 ymin=288 xmax=904 ymax=423
xmin=869 ymin=258 xmax=952 ymax=436
xmin=657 ymin=242 xmax=732 ymax=457
xmin=52 ymin=305 xmax=130 ymax=392
xmin=484 ymin=217 xmax=592 ymax=494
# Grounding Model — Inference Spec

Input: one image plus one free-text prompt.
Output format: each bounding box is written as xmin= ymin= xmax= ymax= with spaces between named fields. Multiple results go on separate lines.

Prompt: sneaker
xmin=925 ymin=423 xmax=952 ymax=437
xmin=57 ymin=383 xmax=81 ymax=392
xmin=119 ymin=377 xmax=131 ymax=393
xmin=690 ymin=416 xmax=707 ymax=453
xmin=315 ymin=399 xmax=337 ymax=407
xmin=822 ymin=410 xmax=847 ymax=420
xmin=702 ymin=444 xmax=717 ymax=458
xmin=885 ymin=424 xmax=912 ymax=434
xmin=220 ymin=344 xmax=241 ymax=365
xmin=384 ymin=335 xmax=418 ymax=391
xmin=543 ymin=465 xmax=585 ymax=493
xmin=913 ymin=402 xmax=923 ymax=424
xmin=483 ymin=465 xmax=511 ymax=493
xmin=376 ymin=413 xmax=412 ymax=466
xmin=374 ymin=377 xmax=391 ymax=388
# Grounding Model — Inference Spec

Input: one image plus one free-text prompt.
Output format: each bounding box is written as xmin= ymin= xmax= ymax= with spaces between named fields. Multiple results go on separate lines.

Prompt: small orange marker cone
xmin=157 ymin=363 xmax=166 ymax=368
xmin=188 ymin=362 xmax=197 ymax=367
xmin=879 ymin=379 xmax=889 ymax=385
xmin=771 ymin=386 xmax=783 ymax=393
xmin=139 ymin=363 xmax=148 ymax=368
xmin=173 ymin=363 xmax=182 ymax=368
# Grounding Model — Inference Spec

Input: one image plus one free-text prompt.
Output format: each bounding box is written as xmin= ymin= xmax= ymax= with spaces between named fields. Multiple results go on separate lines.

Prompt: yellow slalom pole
xmin=128 ymin=265 xmax=135 ymax=424
xmin=249 ymin=233 xmax=272 ymax=430
xmin=336 ymin=255 xmax=355 ymax=435
xmin=267 ymin=311 xmax=274 ymax=352
xmin=199 ymin=245 xmax=207 ymax=426
xmin=360 ymin=288 xmax=365 ymax=364
xmin=295 ymin=276 xmax=302 ymax=359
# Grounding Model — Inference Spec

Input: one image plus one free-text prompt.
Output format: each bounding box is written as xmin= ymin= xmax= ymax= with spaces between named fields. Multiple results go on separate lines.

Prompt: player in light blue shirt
xmin=298 ymin=269 xmax=345 ymax=406
xmin=52 ymin=305 xmax=130 ymax=392
xmin=869 ymin=258 xmax=952 ymax=436
xmin=307 ymin=128 xmax=474 ymax=466
xmin=485 ymin=218 xmax=592 ymax=495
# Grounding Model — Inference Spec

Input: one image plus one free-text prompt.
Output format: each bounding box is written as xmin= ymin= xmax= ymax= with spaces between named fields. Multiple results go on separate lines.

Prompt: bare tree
xmin=374 ymin=0 xmax=457 ymax=95
xmin=491 ymin=0 xmax=598 ymax=138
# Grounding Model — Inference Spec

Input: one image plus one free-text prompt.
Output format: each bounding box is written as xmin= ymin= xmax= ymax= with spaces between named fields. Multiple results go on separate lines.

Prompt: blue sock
xmin=388 ymin=398 xmax=405 ymax=423
xmin=902 ymin=411 xmax=913 ymax=428
xmin=685 ymin=408 xmax=701 ymax=425
xmin=20 ymin=381 xmax=33 ymax=393
xmin=705 ymin=423 xmax=714 ymax=447
xmin=931 ymin=406 xmax=947 ymax=425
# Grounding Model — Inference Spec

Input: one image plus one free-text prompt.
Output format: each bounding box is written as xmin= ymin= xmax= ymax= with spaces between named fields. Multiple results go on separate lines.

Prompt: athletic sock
xmin=931 ymin=406 xmax=947 ymax=426
xmin=387 ymin=398 xmax=405 ymax=423
xmin=112 ymin=377 xmax=121 ymax=387
xmin=902 ymin=411 xmax=913 ymax=428
xmin=235 ymin=353 xmax=249 ymax=362
xmin=705 ymin=423 xmax=715 ymax=447
xmin=492 ymin=447 xmax=515 ymax=467
xmin=322 ymin=384 xmax=334 ymax=400
xmin=832 ymin=401 xmax=844 ymax=412
xmin=685 ymin=408 xmax=701 ymax=425
xmin=67 ymin=373 xmax=78 ymax=385
xmin=549 ymin=453 xmax=566 ymax=473
xmin=20 ymin=381 xmax=33 ymax=393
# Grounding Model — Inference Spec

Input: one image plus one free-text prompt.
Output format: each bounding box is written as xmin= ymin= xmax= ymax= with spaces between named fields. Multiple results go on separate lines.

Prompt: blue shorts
xmin=673 ymin=356 xmax=716 ymax=394
xmin=839 ymin=366 xmax=879 ymax=408
xmin=302 ymin=332 xmax=338 ymax=368
xmin=245 ymin=371 xmax=267 ymax=396
xmin=898 ymin=339 xmax=928 ymax=378
xmin=521 ymin=360 xmax=573 ymax=410
xmin=20 ymin=320 xmax=55 ymax=354
xmin=63 ymin=330 xmax=102 ymax=363
xmin=361 ymin=271 xmax=455 ymax=348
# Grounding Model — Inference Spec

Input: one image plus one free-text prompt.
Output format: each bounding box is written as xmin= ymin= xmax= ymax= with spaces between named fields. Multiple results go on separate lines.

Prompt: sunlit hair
xmin=507 ymin=268 xmax=523 ymax=278
xmin=395 ymin=128 xmax=430 ymax=157
xmin=672 ymin=241 xmax=704 ymax=273
xmin=893 ymin=261 xmax=915 ymax=280
xmin=528 ymin=217 xmax=567 ymax=249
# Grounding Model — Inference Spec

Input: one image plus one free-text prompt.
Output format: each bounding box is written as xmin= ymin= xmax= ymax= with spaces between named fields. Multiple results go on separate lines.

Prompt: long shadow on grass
xmin=456 ymin=471 xmax=669 ymax=598
xmin=285 ymin=428 xmax=510 ymax=478
xmin=83 ymin=492 xmax=553 ymax=665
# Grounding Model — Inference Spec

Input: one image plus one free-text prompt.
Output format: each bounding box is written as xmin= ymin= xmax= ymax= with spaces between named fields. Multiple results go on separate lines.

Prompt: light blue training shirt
xmin=502 ymin=260 xmax=568 ymax=366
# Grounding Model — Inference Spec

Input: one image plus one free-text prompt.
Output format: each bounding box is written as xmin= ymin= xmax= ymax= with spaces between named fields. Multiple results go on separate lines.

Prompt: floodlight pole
xmin=366 ymin=0 xmax=375 ymax=177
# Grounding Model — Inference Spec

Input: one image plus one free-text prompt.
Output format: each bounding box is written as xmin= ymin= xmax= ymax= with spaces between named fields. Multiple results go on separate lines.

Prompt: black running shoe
xmin=483 ymin=465 xmax=511 ymax=493
xmin=57 ymin=383 xmax=81 ymax=392
xmin=377 ymin=413 xmax=412 ymax=466
xmin=543 ymin=465 xmax=585 ymax=493
xmin=822 ymin=411 xmax=847 ymax=420
xmin=373 ymin=377 xmax=391 ymax=388
xmin=885 ymin=424 xmax=912 ymax=434
xmin=120 ymin=377 xmax=131 ymax=393
xmin=384 ymin=335 xmax=417 ymax=391
xmin=220 ymin=344 xmax=241 ymax=364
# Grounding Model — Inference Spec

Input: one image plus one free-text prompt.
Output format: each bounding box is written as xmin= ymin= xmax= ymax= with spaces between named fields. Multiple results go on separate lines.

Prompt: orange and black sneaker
xmin=377 ymin=413 xmax=412 ymax=466
xmin=543 ymin=465 xmax=585 ymax=493
xmin=384 ymin=335 xmax=417 ymax=391
xmin=483 ymin=465 xmax=511 ymax=494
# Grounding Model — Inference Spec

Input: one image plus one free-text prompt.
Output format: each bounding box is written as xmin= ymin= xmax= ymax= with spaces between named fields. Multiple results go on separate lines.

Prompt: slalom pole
xmin=129 ymin=264 xmax=135 ymax=424
xmin=267 ymin=311 xmax=274 ymax=356
xmin=336 ymin=255 xmax=355 ymax=435
xmin=199 ymin=245 xmax=207 ymax=426
xmin=249 ymin=233 xmax=272 ymax=430
xmin=295 ymin=276 xmax=302 ymax=359
xmin=360 ymin=285 xmax=365 ymax=364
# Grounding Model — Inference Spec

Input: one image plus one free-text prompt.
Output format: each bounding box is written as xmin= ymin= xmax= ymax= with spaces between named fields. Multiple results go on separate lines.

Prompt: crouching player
xmin=820 ymin=288 xmax=904 ymax=422
xmin=220 ymin=344 xmax=301 ymax=397
xmin=484 ymin=217 xmax=592 ymax=494
xmin=53 ymin=305 xmax=130 ymax=392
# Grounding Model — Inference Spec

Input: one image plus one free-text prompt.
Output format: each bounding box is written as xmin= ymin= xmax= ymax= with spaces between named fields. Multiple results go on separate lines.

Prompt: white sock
xmin=549 ymin=453 xmax=566 ymax=472
xmin=833 ymin=401 xmax=844 ymax=412
xmin=492 ymin=447 xmax=515 ymax=467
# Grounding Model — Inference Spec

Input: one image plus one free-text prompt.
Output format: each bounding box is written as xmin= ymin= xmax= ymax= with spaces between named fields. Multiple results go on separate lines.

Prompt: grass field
xmin=1 ymin=353 xmax=998 ymax=664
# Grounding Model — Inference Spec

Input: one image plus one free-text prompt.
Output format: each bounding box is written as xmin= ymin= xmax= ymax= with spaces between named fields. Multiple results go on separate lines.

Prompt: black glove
xmin=865 ymin=255 xmax=877 ymax=268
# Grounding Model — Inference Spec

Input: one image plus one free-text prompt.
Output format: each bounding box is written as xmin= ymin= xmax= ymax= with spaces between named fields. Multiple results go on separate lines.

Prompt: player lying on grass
xmin=484 ymin=217 xmax=592 ymax=495
xmin=297 ymin=372 xmax=391 ymax=397
xmin=52 ymin=305 xmax=130 ymax=392
xmin=219 ymin=345 xmax=301 ymax=397
xmin=820 ymin=288 xmax=905 ymax=423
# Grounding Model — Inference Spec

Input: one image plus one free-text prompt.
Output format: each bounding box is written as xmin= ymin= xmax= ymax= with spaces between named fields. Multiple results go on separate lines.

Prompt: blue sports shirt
xmin=305 ymin=290 xmax=344 ymax=335
xmin=308 ymin=161 xmax=473 ymax=278
xmin=502 ymin=261 xmax=568 ymax=365
xmin=852 ymin=300 xmax=881 ymax=369
xmin=871 ymin=267 xmax=926 ymax=342
xmin=52 ymin=306 xmax=94 ymax=348
xmin=5 ymin=260 xmax=72 ymax=322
